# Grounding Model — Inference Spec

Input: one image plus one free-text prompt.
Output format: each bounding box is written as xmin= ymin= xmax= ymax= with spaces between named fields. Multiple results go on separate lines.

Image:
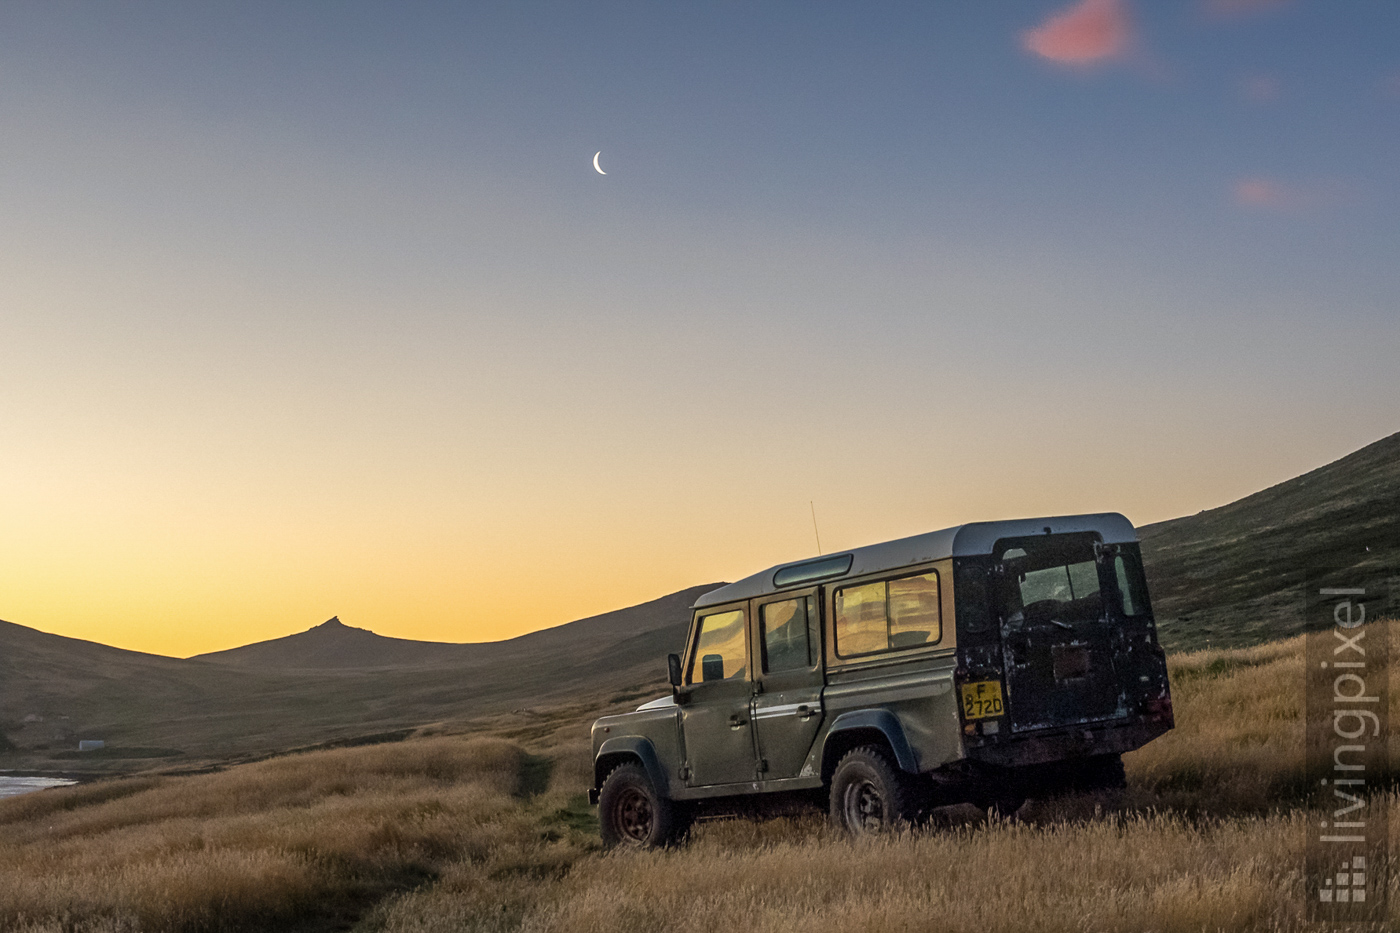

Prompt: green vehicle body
xmin=589 ymin=513 xmax=1174 ymax=832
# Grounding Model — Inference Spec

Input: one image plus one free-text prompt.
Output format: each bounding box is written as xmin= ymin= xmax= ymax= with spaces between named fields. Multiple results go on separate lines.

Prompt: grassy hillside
xmin=1140 ymin=429 xmax=1400 ymax=651
xmin=0 ymin=585 xmax=715 ymax=772
xmin=2 ymin=630 xmax=1393 ymax=933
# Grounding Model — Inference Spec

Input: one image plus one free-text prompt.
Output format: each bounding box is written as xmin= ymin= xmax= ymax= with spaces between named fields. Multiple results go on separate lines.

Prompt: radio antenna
xmin=810 ymin=501 xmax=823 ymax=555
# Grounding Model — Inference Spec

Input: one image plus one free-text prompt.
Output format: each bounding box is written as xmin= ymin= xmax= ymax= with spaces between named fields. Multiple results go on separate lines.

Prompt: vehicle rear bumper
xmin=963 ymin=717 xmax=1170 ymax=768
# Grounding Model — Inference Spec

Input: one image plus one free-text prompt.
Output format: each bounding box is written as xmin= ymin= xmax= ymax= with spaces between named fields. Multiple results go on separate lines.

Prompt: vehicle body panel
xmin=590 ymin=513 xmax=1173 ymax=808
xmin=680 ymin=677 xmax=755 ymax=785
xmin=821 ymin=708 xmax=919 ymax=773
xmin=751 ymin=586 xmax=826 ymax=779
xmin=591 ymin=701 xmax=684 ymax=798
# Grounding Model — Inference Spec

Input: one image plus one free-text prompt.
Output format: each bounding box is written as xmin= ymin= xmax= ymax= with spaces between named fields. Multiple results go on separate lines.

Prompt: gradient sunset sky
xmin=2 ymin=0 xmax=1396 ymax=657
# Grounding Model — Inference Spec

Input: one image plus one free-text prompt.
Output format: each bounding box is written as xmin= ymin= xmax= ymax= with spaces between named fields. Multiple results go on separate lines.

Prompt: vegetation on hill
xmin=3 ymin=630 xmax=1395 ymax=932
xmin=1140 ymin=429 xmax=1400 ymax=651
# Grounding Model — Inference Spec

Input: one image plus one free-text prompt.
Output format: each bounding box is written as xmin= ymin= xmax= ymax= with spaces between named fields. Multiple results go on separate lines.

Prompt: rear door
xmin=680 ymin=604 xmax=759 ymax=786
xmin=751 ymin=588 xmax=825 ymax=779
xmin=993 ymin=534 xmax=1125 ymax=733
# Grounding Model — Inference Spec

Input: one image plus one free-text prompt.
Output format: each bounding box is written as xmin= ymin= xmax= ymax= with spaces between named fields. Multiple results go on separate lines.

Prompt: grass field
xmin=1 ymin=630 xmax=1394 ymax=933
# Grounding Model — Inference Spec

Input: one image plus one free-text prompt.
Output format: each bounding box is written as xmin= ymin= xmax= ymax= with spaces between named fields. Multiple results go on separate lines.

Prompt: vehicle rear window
xmin=833 ymin=571 xmax=941 ymax=658
xmin=998 ymin=534 xmax=1104 ymax=623
xmin=1019 ymin=561 xmax=1100 ymax=606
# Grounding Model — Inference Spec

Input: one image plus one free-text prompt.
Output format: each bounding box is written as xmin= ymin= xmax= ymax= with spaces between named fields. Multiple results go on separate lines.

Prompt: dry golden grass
xmin=1128 ymin=635 xmax=1308 ymax=812
xmin=0 ymin=737 xmax=596 ymax=933
xmin=368 ymin=628 xmax=1399 ymax=933
xmin=4 ymin=628 xmax=1395 ymax=932
xmin=517 ymin=811 xmax=1307 ymax=933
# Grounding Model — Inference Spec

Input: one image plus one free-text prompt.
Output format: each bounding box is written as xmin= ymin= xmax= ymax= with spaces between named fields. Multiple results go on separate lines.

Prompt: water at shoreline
xmin=0 ymin=775 xmax=78 ymax=799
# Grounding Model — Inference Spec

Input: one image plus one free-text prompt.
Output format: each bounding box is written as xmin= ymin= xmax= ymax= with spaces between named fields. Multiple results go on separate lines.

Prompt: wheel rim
xmin=613 ymin=786 xmax=654 ymax=844
xmin=842 ymin=777 xmax=886 ymax=835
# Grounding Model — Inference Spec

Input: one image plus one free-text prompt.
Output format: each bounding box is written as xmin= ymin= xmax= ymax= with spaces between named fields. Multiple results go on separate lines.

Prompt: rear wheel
xmin=1077 ymin=753 xmax=1126 ymax=792
xmin=598 ymin=762 xmax=685 ymax=849
xmin=984 ymin=794 xmax=1026 ymax=819
xmin=829 ymin=746 xmax=917 ymax=837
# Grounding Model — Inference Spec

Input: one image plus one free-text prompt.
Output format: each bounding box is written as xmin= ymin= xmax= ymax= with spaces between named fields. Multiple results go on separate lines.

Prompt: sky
xmin=1 ymin=0 xmax=1396 ymax=657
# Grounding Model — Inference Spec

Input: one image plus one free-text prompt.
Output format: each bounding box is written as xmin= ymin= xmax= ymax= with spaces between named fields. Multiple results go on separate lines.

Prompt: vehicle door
xmin=994 ymin=534 xmax=1124 ymax=733
xmin=680 ymin=603 xmax=758 ymax=786
xmin=751 ymin=588 xmax=825 ymax=780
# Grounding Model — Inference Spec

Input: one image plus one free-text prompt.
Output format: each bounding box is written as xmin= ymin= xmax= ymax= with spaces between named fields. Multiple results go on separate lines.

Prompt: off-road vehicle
xmin=589 ymin=513 xmax=1174 ymax=845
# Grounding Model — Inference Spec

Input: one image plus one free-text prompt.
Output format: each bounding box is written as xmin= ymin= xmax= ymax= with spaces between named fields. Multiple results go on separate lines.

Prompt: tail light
xmin=1142 ymin=694 xmax=1173 ymax=721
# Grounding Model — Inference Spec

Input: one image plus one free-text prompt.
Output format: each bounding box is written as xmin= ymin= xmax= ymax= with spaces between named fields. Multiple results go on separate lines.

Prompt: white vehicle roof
xmin=693 ymin=512 xmax=1137 ymax=610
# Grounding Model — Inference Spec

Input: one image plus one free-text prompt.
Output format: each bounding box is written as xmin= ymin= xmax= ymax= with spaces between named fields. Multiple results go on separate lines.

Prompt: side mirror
xmin=667 ymin=653 xmax=683 ymax=688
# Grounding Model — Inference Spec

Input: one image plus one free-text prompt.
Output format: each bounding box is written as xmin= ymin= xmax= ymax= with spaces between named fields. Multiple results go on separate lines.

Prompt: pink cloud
xmin=1234 ymin=178 xmax=1289 ymax=208
xmin=1233 ymin=177 xmax=1346 ymax=211
xmin=1240 ymin=73 xmax=1280 ymax=102
xmin=1203 ymin=0 xmax=1291 ymax=20
xmin=1022 ymin=0 xmax=1132 ymax=66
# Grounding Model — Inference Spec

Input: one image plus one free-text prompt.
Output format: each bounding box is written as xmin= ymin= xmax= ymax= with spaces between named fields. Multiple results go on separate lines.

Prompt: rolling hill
xmin=1140 ymin=429 xmax=1399 ymax=650
xmin=192 ymin=585 xmax=714 ymax=670
xmin=0 ymin=584 xmax=719 ymax=772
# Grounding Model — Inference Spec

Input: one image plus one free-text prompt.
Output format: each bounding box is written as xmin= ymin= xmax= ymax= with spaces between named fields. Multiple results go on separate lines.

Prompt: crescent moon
xmin=593 ymin=151 xmax=606 ymax=175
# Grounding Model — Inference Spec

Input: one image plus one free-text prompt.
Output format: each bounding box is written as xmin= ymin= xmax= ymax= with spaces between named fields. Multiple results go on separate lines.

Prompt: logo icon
xmin=1319 ymin=857 xmax=1367 ymax=903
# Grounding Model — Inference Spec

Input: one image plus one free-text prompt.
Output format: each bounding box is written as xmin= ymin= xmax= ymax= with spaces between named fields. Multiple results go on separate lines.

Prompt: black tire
xmin=984 ymin=794 xmax=1026 ymax=819
xmin=967 ymin=773 xmax=1026 ymax=818
xmin=828 ymin=745 xmax=917 ymax=837
xmin=598 ymin=762 xmax=683 ymax=849
xmin=1077 ymin=753 xmax=1126 ymax=792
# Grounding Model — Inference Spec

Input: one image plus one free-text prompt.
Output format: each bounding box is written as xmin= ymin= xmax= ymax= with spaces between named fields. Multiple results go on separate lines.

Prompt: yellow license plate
xmin=961 ymin=681 xmax=1005 ymax=720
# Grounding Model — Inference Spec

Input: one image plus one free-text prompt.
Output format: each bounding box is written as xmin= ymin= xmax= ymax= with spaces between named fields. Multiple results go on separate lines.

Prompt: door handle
xmin=729 ymin=714 xmax=748 ymax=729
xmin=796 ymin=705 xmax=815 ymax=721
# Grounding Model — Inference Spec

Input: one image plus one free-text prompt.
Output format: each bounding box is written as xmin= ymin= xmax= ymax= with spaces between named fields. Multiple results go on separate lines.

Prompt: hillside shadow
xmin=279 ymin=865 xmax=439 ymax=933
xmin=945 ymin=772 xmax=1400 ymax=831
xmin=519 ymin=753 xmax=553 ymax=798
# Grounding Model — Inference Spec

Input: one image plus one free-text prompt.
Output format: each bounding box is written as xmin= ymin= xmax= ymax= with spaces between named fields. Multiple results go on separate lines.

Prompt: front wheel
xmin=829 ymin=745 xmax=917 ymax=837
xmin=598 ymin=762 xmax=686 ymax=848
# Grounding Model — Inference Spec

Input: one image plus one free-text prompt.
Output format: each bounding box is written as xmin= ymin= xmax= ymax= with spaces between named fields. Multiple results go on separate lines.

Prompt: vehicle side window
xmin=1114 ymin=553 xmax=1149 ymax=617
xmin=834 ymin=571 xmax=941 ymax=657
xmin=687 ymin=609 xmax=747 ymax=684
xmin=760 ymin=597 xmax=818 ymax=674
xmin=833 ymin=582 xmax=885 ymax=655
xmin=887 ymin=573 xmax=940 ymax=648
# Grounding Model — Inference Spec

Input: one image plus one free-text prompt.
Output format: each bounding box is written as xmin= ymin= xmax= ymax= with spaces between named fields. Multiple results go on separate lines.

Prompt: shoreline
xmin=0 ymin=769 xmax=96 ymax=782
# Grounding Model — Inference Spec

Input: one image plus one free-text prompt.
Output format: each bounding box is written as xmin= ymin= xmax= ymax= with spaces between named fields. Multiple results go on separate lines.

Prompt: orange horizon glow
xmin=2 ymin=5 xmax=1395 ymax=661
xmin=1 ymin=426 xmax=1364 ymax=659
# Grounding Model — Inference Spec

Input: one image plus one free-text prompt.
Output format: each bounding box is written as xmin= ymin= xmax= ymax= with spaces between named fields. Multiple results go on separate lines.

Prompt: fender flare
xmin=825 ymin=709 xmax=920 ymax=774
xmin=594 ymin=735 xmax=671 ymax=797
